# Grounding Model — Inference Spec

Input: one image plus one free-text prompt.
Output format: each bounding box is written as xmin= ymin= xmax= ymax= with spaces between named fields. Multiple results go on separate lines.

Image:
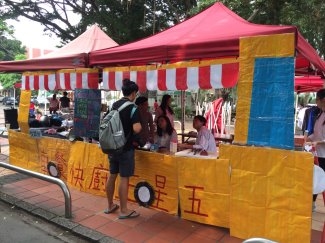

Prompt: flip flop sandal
xmin=118 ymin=210 xmax=140 ymax=219
xmin=104 ymin=204 xmax=119 ymax=214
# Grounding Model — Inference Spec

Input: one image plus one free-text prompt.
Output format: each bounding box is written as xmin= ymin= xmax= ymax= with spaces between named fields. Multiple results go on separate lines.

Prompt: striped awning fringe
xmin=22 ymin=68 xmax=99 ymax=90
xmin=101 ymin=58 xmax=239 ymax=91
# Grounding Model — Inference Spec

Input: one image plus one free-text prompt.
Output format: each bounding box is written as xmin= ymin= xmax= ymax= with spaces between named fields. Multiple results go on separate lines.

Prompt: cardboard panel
xmin=177 ymin=156 xmax=230 ymax=227
xmin=129 ymin=151 xmax=179 ymax=214
xmin=9 ymin=131 xmax=40 ymax=171
xmin=234 ymin=33 xmax=295 ymax=146
xmin=219 ymin=144 xmax=313 ymax=243
xmin=17 ymin=90 xmax=31 ymax=134
xmin=38 ymin=137 xmax=71 ymax=181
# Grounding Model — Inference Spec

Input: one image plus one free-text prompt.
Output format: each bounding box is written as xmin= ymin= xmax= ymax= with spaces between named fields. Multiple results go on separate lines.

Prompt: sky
xmin=7 ymin=17 xmax=61 ymax=50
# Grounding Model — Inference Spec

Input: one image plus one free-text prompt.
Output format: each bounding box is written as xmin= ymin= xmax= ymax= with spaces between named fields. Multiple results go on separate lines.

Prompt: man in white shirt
xmin=178 ymin=115 xmax=217 ymax=155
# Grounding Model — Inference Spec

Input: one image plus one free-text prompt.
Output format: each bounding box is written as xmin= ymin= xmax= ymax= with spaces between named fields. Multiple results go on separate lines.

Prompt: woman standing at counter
xmin=306 ymin=88 xmax=325 ymax=211
xmin=178 ymin=115 xmax=217 ymax=155
xmin=154 ymin=115 xmax=177 ymax=152
xmin=49 ymin=94 xmax=59 ymax=114
xmin=154 ymin=94 xmax=175 ymax=127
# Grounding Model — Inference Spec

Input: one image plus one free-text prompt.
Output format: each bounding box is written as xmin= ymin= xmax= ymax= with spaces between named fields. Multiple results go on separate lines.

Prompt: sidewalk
xmin=0 ymin=133 xmax=323 ymax=243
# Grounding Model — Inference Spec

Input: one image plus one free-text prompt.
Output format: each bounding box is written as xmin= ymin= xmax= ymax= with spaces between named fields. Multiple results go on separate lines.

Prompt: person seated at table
xmin=154 ymin=115 xmax=177 ymax=153
xmin=49 ymin=94 xmax=59 ymax=114
xmin=29 ymin=100 xmax=35 ymax=118
xmin=135 ymin=96 xmax=155 ymax=144
xmin=178 ymin=115 xmax=217 ymax=155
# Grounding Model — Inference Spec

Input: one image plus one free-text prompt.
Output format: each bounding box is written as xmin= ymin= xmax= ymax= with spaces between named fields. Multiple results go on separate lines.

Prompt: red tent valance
xmin=22 ymin=68 xmax=99 ymax=90
xmin=101 ymin=59 xmax=239 ymax=91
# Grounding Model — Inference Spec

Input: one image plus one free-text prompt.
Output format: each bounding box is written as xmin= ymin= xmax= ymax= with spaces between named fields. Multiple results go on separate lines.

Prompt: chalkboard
xmin=74 ymin=89 xmax=101 ymax=138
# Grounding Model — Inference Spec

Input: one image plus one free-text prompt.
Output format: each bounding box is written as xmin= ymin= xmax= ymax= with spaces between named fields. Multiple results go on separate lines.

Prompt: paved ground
xmin=0 ymin=200 xmax=89 ymax=243
xmin=0 ymin=108 xmax=323 ymax=242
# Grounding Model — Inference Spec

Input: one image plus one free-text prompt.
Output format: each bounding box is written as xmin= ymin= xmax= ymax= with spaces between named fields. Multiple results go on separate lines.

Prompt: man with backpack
xmin=104 ymin=79 xmax=142 ymax=219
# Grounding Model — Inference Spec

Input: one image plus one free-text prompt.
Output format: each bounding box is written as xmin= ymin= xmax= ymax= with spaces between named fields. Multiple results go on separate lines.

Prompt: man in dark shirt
xmin=59 ymin=91 xmax=70 ymax=112
xmin=105 ymin=79 xmax=142 ymax=219
xmin=135 ymin=96 xmax=154 ymax=144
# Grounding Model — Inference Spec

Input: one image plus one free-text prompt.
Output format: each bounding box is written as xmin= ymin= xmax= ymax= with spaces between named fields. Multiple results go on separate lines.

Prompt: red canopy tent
xmin=295 ymin=76 xmax=324 ymax=93
xmin=2 ymin=25 xmax=118 ymax=90
xmin=89 ymin=3 xmax=325 ymax=77
xmin=0 ymin=25 xmax=118 ymax=72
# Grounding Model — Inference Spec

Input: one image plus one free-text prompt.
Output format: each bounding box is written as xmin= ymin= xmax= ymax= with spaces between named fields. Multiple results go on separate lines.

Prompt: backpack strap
xmin=118 ymin=101 xmax=137 ymax=119
xmin=118 ymin=101 xmax=137 ymax=141
xmin=130 ymin=106 xmax=136 ymax=118
xmin=117 ymin=101 xmax=133 ymax=112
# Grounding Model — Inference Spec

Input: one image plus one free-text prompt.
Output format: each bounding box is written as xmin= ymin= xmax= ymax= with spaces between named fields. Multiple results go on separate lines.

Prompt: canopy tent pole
xmin=13 ymin=88 xmax=15 ymax=109
xmin=181 ymin=91 xmax=185 ymax=135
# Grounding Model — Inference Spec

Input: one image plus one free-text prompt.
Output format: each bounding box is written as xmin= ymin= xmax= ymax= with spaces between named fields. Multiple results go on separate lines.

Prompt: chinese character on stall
xmin=184 ymin=186 xmax=208 ymax=217
xmin=88 ymin=164 xmax=109 ymax=191
xmin=55 ymin=151 xmax=67 ymax=180
xmin=151 ymin=174 xmax=168 ymax=212
xmin=70 ymin=164 xmax=85 ymax=188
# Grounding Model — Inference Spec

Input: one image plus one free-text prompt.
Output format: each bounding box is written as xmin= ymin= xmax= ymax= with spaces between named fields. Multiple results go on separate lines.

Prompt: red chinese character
xmin=151 ymin=174 xmax=168 ymax=212
xmin=72 ymin=164 xmax=84 ymax=188
xmin=184 ymin=186 xmax=208 ymax=217
xmin=155 ymin=175 xmax=166 ymax=189
xmin=88 ymin=165 xmax=109 ymax=191
xmin=55 ymin=151 xmax=67 ymax=179
xmin=127 ymin=174 xmax=139 ymax=202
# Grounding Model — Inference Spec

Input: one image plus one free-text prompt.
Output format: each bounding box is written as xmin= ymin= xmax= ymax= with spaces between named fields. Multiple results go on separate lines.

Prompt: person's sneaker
xmin=312 ymin=201 xmax=316 ymax=212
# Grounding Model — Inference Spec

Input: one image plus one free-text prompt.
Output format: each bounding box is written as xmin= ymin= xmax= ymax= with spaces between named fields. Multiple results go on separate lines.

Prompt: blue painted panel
xmin=248 ymin=57 xmax=294 ymax=149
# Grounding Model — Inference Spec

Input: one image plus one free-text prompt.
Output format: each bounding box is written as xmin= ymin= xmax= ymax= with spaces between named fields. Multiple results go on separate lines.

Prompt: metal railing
xmin=0 ymin=162 xmax=72 ymax=218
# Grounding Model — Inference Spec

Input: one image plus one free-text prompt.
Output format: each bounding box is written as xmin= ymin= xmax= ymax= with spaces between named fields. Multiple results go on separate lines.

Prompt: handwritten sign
xmin=74 ymin=89 xmax=101 ymax=138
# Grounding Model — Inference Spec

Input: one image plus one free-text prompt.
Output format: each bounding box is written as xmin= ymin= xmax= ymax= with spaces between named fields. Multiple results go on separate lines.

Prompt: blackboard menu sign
xmin=74 ymin=89 xmax=101 ymax=138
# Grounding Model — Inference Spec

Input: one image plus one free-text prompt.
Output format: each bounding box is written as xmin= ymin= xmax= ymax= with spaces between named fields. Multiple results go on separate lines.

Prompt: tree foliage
xmin=0 ymin=0 xmax=197 ymax=45
xmin=0 ymin=18 xmax=25 ymax=61
xmin=0 ymin=18 xmax=25 ymax=88
xmin=0 ymin=0 xmax=324 ymax=57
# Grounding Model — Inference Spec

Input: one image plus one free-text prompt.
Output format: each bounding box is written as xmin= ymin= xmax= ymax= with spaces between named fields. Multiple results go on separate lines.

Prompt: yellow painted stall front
xmin=8 ymin=32 xmax=315 ymax=242
xmin=9 ymin=131 xmax=313 ymax=242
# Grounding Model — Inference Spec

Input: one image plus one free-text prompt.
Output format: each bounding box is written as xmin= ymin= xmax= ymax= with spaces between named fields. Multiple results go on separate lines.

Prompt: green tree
xmin=0 ymin=18 xmax=25 ymax=61
xmin=0 ymin=0 xmax=197 ymax=45
xmin=0 ymin=18 xmax=25 ymax=88
xmin=1 ymin=0 xmax=324 ymax=57
xmin=0 ymin=52 xmax=26 ymax=89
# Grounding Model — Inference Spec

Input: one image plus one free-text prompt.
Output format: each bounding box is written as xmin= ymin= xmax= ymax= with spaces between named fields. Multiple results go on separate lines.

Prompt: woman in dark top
xmin=154 ymin=94 xmax=175 ymax=127
xmin=59 ymin=91 xmax=70 ymax=112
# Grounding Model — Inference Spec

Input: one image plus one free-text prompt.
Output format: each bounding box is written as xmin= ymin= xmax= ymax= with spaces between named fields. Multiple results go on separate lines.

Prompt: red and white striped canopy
xmin=22 ymin=68 xmax=99 ymax=90
xmin=101 ymin=59 xmax=239 ymax=92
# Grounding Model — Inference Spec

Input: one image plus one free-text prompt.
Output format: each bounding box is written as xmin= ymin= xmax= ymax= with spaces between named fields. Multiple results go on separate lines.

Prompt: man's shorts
xmin=108 ymin=149 xmax=135 ymax=177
